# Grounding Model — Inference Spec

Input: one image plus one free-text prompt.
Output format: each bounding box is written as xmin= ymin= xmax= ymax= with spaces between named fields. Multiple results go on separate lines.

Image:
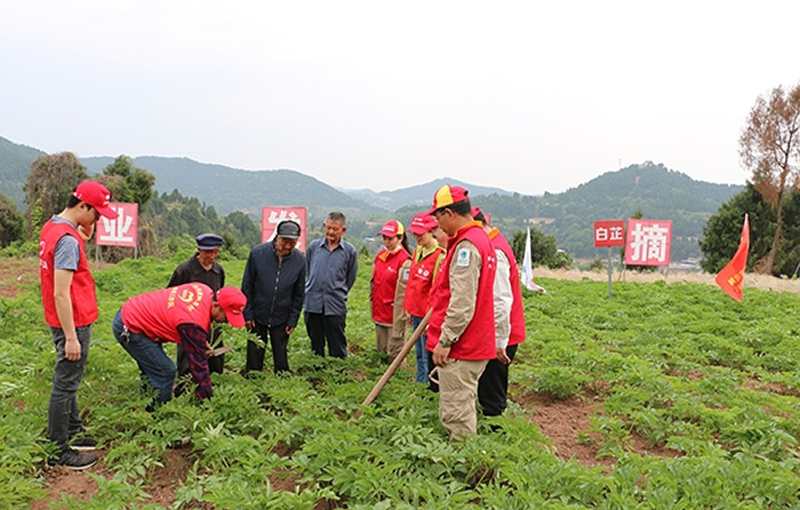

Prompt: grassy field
xmin=2 ymin=253 xmax=800 ymax=509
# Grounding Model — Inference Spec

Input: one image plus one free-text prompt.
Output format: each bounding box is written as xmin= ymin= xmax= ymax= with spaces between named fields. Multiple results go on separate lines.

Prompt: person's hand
xmin=77 ymin=223 xmax=95 ymax=241
xmin=433 ymin=344 xmax=451 ymax=367
xmin=496 ymin=347 xmax=511 ymax=365
xmin=64 ymin=337 xmax=81 ymax=361
xmin=285 ymin=325 xmax=295 ymax=335
xmin=245 ymin=320 xmax=255 ymax=331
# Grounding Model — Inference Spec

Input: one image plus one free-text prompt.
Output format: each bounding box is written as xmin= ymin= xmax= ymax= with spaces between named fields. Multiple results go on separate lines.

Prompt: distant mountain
xmin=0 ymin=136 xmax=45 ymax=208
xmin=81 ymin=156 xmax=386 ymax=219
xmin=0 ymin=136 xmax=746 ymax=262
xmin=339 ymin=178 xmax=514 ymax=211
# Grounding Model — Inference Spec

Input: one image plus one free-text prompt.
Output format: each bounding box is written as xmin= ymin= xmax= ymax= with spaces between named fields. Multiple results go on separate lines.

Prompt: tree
xmin=700 ymin=183 xmax=800 ymax=276
xmin=102 ymin=155 xmax=156 ymax=213
xmin=0 ymin=193 xmax=25 ymax=247
xmin=739 ymin=83 xmax=800 ymax=274
xmin=23 ymin=152 xmax=88 ymax=232
xmin=509 ymin=227 xmax=571 ymax=269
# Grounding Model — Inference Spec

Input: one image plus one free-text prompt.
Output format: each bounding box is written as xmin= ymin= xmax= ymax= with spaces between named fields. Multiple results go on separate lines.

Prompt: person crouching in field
xmin=112 ymin=284 xmax=246 ymax=410
xmin=371 ymin=220 xmax=411 ymax=363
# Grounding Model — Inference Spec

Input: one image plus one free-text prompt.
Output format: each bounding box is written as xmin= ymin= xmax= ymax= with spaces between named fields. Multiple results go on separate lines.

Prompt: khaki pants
xmin=375 ymin=323 xmax=391 ymax=354
xmin=438 ymin=358 xmax=489 ymax=439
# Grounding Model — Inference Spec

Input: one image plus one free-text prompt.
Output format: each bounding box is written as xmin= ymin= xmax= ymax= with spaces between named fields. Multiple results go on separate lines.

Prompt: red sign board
xmin=593 ymin=220 xmax=625 ymax=248
xmin=624 ymin=219 xmax=672 ymax=266
xmin=261 ymin=207 xmax=307 ymax=252
xmin=97 ymin=202 xmax=138 ymax=247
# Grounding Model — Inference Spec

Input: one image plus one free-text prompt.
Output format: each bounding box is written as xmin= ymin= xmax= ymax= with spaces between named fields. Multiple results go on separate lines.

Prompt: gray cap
xmin=276 ymin=220 xmax=301 ymax=239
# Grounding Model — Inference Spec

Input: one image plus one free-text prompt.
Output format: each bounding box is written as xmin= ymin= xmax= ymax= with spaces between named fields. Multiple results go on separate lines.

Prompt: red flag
xmin=715 ymin=214 xmax=749 ymax=301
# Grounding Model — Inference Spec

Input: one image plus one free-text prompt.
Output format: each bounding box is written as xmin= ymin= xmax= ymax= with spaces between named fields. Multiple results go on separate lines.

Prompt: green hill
xmin=81 ymin=156 xmax=384 ymax=219
xmin=464 ymin=162 xmax=743 ymax=260
xmin=1 ymin=136 xmax=744 ymax=261
xmin=0 ymin=136 xmax=45 ymax=208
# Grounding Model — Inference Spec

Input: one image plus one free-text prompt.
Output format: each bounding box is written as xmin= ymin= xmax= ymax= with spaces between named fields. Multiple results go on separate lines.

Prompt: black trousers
xmin=477 ymin=343 xmax=519 ymax=416
xmin=247 ymin=323 xmax=290 ymax=373
xmin=305 ymin=312 xmax=347 ymax=358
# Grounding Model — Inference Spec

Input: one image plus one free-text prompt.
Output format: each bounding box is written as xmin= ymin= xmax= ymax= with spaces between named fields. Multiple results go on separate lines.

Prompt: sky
xmin=2 ymin=1 xmax=799 ymax=196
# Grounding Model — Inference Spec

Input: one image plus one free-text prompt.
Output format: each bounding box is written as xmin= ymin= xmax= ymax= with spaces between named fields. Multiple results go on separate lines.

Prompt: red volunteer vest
xmin=488 ymin=228 xmax=526 ymax=346
xmin=39 ymin=220 xmax=99 ymax=328
xmin=404 ymin=244 xmax=445 ymax=317
xmin=426 ymin=222 xmax=496 ymax=360
xmin=371 ymin=248 xmax=410 ymax=324
xmin=122 ymin=283 xmax=213 ymax=343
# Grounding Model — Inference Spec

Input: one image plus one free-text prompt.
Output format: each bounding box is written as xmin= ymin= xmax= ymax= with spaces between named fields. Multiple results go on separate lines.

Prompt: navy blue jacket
xmin=241 ymin=241 xmax=306 ymax=328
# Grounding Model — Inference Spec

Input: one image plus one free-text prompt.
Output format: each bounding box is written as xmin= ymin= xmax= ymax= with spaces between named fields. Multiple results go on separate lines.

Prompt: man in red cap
xmin=425 ymin=184 xmax=497 ymax=439
xmin=39 ymin=180 xmax=118 ymax=470
xmin=112 ymin=284 xmax=247 ymax=409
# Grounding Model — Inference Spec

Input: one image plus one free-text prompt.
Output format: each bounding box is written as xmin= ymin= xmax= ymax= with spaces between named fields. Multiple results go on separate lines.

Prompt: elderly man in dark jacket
xmin=241 ymin=220 xmax=306 ymax=373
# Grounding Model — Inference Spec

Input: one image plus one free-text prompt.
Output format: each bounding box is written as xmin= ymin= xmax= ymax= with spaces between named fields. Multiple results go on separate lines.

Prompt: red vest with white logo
xmin=122 ymin=283 xmax=212 ymax=343
xmin=371 ymin=248 xmax=410 ymax=324
xmin=404 ymin=244 xmax=445 ymax=317
xmin=39 ymin=221 xmax=99 ymax=328
xmin=488 ymin=229 xmax=526 ymax=346
xmin=426 ymin=222 xmax=496 ymax=360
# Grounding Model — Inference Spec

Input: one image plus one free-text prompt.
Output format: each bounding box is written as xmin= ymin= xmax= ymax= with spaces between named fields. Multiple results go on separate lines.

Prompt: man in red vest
xmin=473 ymin=208 xmax=526 ymax=418
xmin=112 ymin=284 xmax=247 ymax=409
xmin=426 ymin=184 xmax=497 ymax=439
xmin=39 ymin=180 xmax=119 ymax=470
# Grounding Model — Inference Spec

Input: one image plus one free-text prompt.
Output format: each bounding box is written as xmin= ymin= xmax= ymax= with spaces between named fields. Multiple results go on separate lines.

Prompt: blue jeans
xmin=48 ymin=324 xmax=91 ymax=451
xmin=113 ymin=310 xmax=176 ymax=403
xmin=412 ymin=315 xmax=429 ymax=383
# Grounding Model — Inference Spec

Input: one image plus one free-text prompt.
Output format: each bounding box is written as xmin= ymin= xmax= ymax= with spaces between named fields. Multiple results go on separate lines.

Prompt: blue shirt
xmin=304 ymin=237 xmax=358 ymax=316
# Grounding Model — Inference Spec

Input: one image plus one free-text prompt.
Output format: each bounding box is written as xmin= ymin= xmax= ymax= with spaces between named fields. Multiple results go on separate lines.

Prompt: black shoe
xmin=70 ymin=437 xmax=99 ymax=451
xmin=50 ymin=449 xmax=98 ymax=470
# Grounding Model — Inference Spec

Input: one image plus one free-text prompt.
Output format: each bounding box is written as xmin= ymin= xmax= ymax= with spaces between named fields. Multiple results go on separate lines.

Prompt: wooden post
xmin=354 ymin=309 xmax=432 ymax=418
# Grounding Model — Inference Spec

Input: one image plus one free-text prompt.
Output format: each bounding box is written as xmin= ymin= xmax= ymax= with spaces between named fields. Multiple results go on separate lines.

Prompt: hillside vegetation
xmin=2 ymin=136 xmax=743 ymax=262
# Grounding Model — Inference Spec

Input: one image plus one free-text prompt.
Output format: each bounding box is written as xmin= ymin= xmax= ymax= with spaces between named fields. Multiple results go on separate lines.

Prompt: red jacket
xmin=488 ymin=228 xmax=526 ymax=346
xmin=39 ymin=220 xmax=98 ymax=328
xmin=122 ymin=283 xmax=213 ymax=343
xmin=404 ymin=244 xmax=445 ymax=317
xmin=426 ymin=222 xmax=496 ymax=360
xmin=371 ymin=248 xmax=410 ymax=324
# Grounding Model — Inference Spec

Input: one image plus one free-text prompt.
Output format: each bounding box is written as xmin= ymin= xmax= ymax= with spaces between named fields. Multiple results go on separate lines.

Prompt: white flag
xmin=521 ymin=227 xmax=545 ymax=293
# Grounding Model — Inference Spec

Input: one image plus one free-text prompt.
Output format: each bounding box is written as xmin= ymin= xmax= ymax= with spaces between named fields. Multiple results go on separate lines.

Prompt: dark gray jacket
xmin=241 ymin=241 xmax=306 ymax=328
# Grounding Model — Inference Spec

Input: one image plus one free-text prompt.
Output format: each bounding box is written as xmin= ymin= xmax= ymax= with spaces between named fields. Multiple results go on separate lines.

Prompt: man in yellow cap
xmin=425 ymin=184 xmax=497 ymax=439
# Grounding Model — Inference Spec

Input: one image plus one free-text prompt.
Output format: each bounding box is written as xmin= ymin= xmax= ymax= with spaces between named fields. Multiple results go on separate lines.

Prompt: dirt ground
xmin=6 ymin=257 xmax=798 ymax=507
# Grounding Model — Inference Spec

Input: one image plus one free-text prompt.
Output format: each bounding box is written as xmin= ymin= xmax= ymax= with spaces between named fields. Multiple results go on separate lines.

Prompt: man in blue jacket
xmin=241 ymin=220 xmax=306 ymax=373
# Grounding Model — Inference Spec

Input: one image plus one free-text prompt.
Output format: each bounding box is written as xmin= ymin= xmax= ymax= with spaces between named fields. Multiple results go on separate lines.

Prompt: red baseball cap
xmin=72 ymin=181 xmax=119 ymax=219
xmin=407 ymin=213 xmax=439 ymax=234
xmin=217 ymin=287 xmax=247 ymax=328
xmin=379 ymin=220 xmax=404 ymax=237
xmin=426 ymin=184 xmax=469 ymax=215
